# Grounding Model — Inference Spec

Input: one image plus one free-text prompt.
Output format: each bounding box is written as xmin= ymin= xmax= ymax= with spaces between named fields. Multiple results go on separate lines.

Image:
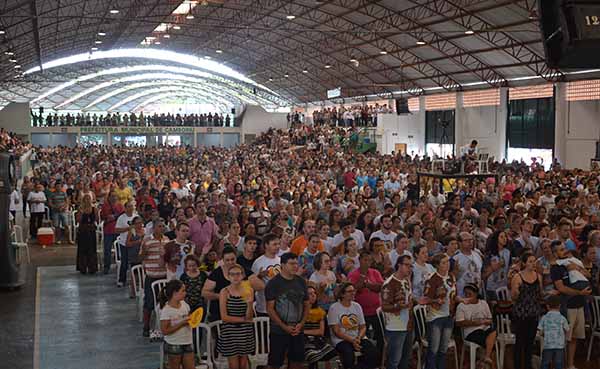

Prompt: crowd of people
xmin=0 ymin=128 xmax=29 ymax=156
xmin=17 ymin=122 xmax=600 ymax=369
xmin=310 ymin=103 xmax=393 ymax=127
xmin=30 ymin=111 xmax=235 ymax=128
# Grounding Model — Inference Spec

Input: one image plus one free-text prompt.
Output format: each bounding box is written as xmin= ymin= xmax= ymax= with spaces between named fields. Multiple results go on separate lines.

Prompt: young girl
xmin=304 ymin=285 xmax=337 ymax=368
xmin=180 ymin=255 xmax=207 ymax=313
xmin=126 ymin=216 xmax=145 ymax=297
xmin=159 ymin=279 xmax=194 ymax=369
xmin=217 ymin=264 xmax=255 ymax=369
xmin=309 ymin=252 xmax=337 ymax=311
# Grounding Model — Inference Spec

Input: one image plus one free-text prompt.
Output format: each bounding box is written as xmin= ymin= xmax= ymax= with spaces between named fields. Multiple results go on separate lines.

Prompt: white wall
xmin=555 ymin=82 xmax=600 ymax=169
xmin=241 ymin=105 xmax=288 ymax=136
xmin=455 ymin=88 xmax=508 ymax=161
xmin=0 ymin=102 xmax=30 ymax=136
xmin=377 ymin=96 xmax=426 ymax=155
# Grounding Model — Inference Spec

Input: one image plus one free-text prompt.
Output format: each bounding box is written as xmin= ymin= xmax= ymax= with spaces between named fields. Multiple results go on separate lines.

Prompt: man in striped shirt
xmin=140 ymin=218 xmax=169 ymax=337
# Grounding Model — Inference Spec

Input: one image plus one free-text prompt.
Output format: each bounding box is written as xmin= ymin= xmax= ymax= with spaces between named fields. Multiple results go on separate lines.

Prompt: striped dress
xmin=216 ymin=295 xmax=256 ymax=357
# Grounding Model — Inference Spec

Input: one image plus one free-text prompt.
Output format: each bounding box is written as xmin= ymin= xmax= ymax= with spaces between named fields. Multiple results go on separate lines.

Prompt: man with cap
xmin=455 ymin=283 xmax=496 ymax=368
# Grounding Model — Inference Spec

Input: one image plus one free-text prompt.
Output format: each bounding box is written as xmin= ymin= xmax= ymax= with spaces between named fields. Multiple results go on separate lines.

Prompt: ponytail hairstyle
xmin=158 ymin=279 xmax=184 ymax=309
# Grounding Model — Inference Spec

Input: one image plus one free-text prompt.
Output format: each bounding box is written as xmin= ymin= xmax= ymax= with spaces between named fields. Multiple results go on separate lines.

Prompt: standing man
xmin=370 ymin=214 xmax=397 ymax=252
xmin=115 ymin=201 xmax=137 ymax=287
xmin=49 ymin=181 xmax=72 ymax=244
xmin=291 ymin=220 xmax=324 ymax=256
xmin=380 ymin=254 xmax=413 ymax=369
xmin=100 ymin=192 xmax=124 ymax=274
xmin=188 ymin=201 xmax=218 ymax=256
xmin=27 ymin=183 xmax=47 ymax=240
xmin=550 ymin=241 xmax=592 ymax=369
xmin=453 ymin=232 xmax=483 ymax=297
xmin=252 ymin=233 xmax=282 ymax=317
xmin=265 ymin=252 xmax=310 ymax=369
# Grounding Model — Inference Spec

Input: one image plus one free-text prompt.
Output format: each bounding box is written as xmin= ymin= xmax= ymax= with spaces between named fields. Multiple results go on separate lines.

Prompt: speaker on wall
xmin=395 ymin=97 xmax=410 ymax=115
xmin=231 ymin=108 xmax=235 ymax=115
xmin=539 ymin=0 xmax=600 ymax=68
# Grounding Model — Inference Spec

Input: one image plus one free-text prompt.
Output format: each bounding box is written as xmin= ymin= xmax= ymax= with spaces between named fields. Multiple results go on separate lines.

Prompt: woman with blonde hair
xmin=76 ymin=194 xmax=98 ymax=274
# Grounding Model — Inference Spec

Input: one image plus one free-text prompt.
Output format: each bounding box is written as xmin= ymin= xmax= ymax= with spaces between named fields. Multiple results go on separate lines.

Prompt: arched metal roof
xmin=0 ymin=0 xmax=590 ymax=109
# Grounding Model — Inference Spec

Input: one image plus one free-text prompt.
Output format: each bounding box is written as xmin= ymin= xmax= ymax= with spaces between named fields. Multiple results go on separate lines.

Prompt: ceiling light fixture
xmin=528 ymin=10 xmax=538 ymax=20
xmin=155 ymin=41 xmax=161 ymax=45
xmin=0 ymin=29 xmax=5 ymax=35
xmin=379 ymin=50 xmax=388 ymax=55
xmin=216 ymin=49 xmax=223 ymax=54
xmin=109 ymin=9 xmax=119 ymax=14
xmin=286 ymin=15 xmax=296 ymax=20
xmin=173 ymin=25 xmax=181 ymax=30
xmin=5 ymin=50 xmax=14 ymax=56
xmin=186 ymin=13 xmax=195 ymax=20
xmin=350 ymin=57 xmax=357 ymax=62
xmin=324 ymin=64 xmax=331 ymax=69
xmin=9 ymin=58 xmax=17 ymax=63
xmin=464 ymin=29 xmax=475 ymax=35
xmin=98 ymin=31 xmax=106 ymax=36
xmin=91 ymin=48 xmax=98 ymax=52
xmin=302 ymin=69 xmax=308 ymax=73
xmin=14 ymin=65 xmax=21 ymax=69
xmin=269 ymin=78 xmax=273 ymax=81
xmin=95 ymin=40 xmax=102 ymax=44
xmin=416 ymin=40 xmax=426 ymax=45
xmin=205 ymin=56 xmax=211 ymax=59
xmin=284 ymin=73 xmax=289 ymax=78
xmin=164 ymin=34 xmax=171 ymax=38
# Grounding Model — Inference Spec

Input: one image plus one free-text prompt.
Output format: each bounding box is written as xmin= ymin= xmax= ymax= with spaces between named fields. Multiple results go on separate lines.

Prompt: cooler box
xmin=38 ymin=227 xmax=55 ymax=246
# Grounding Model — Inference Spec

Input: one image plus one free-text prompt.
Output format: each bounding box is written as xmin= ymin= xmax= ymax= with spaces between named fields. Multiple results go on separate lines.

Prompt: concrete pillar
xmin=455 ymin=91 xmax=464 ymax=155
xmin=554 ymin=82 xmax=568 ymax=166
xmin=497 ymin=87 xmax=509 ymax=161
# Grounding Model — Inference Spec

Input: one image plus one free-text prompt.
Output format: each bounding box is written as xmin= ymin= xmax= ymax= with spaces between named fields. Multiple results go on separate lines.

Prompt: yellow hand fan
xmin=189 ymin=307 xmax=204 ymax=328
xmin=241 ymin=280 xmax=253 ymax=299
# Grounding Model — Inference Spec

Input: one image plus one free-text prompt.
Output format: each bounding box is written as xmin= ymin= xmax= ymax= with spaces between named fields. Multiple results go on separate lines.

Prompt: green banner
xmin=80 ymin=126 xmax=195 ymax=134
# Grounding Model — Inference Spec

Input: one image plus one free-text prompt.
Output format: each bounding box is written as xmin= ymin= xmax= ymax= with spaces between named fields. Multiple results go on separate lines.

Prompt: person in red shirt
xmin=100 ymin=192 xmax=124 ymax=274
xmin=343 ymin=168 xmax=357 ymax=191
xmin=347 ymin=251 xmax=384 ymax=358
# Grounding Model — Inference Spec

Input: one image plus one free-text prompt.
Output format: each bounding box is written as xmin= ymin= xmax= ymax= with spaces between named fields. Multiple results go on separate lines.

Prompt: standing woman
xmin=422 ymin=253 xmax=457 ymax=369
xmin=482 ymin=230 xmax=511 ymax=302
xmin=510 ymin=252 xmax=543 ymax=369
xmin=217 ymin=264 xmax=255 ymax=369
xmin=76 ymin=194 xmax=98 ymax=274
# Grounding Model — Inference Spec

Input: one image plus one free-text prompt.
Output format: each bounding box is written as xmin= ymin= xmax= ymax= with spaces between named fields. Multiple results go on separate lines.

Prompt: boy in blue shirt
xmin=538 ymin=295 xmax=570 ymax=369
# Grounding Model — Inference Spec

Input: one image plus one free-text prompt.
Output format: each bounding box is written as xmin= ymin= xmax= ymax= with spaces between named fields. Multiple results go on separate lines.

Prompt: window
xmin=507 ymin=97 xmax=554 ymax=150
xmin=463 ymin=89 xmax=500 ymax=107
xmin=426 ymin=110 xmax=455 ymax=157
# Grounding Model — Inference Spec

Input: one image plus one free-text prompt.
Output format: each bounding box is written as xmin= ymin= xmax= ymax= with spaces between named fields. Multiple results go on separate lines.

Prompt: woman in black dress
xmin=76 ymin=194 xmax=98 ymax=274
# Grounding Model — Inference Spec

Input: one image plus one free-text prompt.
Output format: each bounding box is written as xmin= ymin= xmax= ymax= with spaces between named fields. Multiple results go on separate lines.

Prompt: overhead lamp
xmin=0 ymin=29 xmax=5 ymax=35
xmin=302 ymin=69 xmax=308 ymax=73
xmin=216 ymin=49 xmax=223 ymax=54
xmin=269 ymin=78 xmax=273 ymax=81
xmin=528 ymin=10 xmax=538 ymax=20
xmin=95 ymin=40 xmax=103 ymax=44
xmin=284 ymin=73 xmax=289 ymax=78
xmin=4 ymin=50 xmax=14 ymax=56
xmin=416 ymin=39 xmax=426 ymax=45
xmin=173 ymin=25 xmax=181 ymax=30
xmin=186 ymin=13 xmax=195 ymax=20
xmin=109 ymin=9 xmax=119 ymax=14
xmin=379 ymin=50 xmax=388 ymax=55
xmin=155 ymin=41 xmax=161 ymax=45
xmin=464 ymin=29 xmax=475 ymax=35
xmin=91 ymin=47 xmax=99 ymax=51
xmin=9 ymin=58 xmax=17 ymax=63
xmin=14 ymin=65 xmax=21 ymax=69
xmin=164 ymin=34 xmax=171 ymax=38
xmin=324 ymin=64 xmax=331 ymax=69
xmin=286 ymin=15 xmax=296 ymax=20
xmin=98 ymin=31 xmax=107 ymax=36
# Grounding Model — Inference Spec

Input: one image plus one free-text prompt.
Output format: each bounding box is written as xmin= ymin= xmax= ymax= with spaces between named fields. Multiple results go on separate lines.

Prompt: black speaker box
xmin=395 ymin=97 xmax=410 ymax=115
xmin=539 ymin=0 xmax=600 ymax=68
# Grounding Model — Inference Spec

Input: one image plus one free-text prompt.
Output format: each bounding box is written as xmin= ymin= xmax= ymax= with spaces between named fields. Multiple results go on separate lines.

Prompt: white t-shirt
xmin=27 ymin=191 xmax=47 ymax=213
xmin=389 ymin=249 xmax=413 ymax=270
xmin=412 ymin=262 xmax=435 ymax=299
xmin=251 ymin=255 xmax=281 ymax=313
xmin=370 ymin=230 xmax=397 ymax=251
xmin=455 ymin=300 xmax=492 ymax=337
xmin=327 ymin=301 xmax=365 ymax=346
xmin=453 ymin=251 xmax=483 ymax=297
xmin=10 ymin=190 xmax=21 ymax=212
xmin=160 ymin=301 xmax=193 ymax=345
xmin=116 ymin=213 xmax=136 ymax=246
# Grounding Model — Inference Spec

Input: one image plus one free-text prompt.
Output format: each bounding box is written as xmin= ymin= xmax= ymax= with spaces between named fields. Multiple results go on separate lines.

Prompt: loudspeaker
xmin=539 ymin=0 xmax=600 ymax=68
xmin=395 ymin=97 xmax=410 ymax=115
xmin=231 ymin=108 xmax=235 ymax=115
xmin=0 ymin=153 xmax=24 ymax=288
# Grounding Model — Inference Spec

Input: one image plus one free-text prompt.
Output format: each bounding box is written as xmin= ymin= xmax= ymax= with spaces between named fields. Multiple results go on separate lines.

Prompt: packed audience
xmin=20 ymin=123 xmax=600 ymax=369
xmin=310 ymin=103 xmax=393 ymax=126
xmin=0 ymin=128 xmax=29 ymax=156
xmin=30 ymin=111 xmax=235 ymax=128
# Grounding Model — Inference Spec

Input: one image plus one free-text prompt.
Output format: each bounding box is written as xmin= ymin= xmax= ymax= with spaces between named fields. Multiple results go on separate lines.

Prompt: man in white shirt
xmin=115 ymin=201 xmax=137 ymax=287
xmin=370 ymin=215 xmax=397 ymax=251
xmin=427 ymin=185 xmax=446 ymax=210
xmin=461 ymin=195 xmax=479 ymax=219
xmin=252 ymin=233 xmax=282 ymax=316
xmin=389 ymin=233 xmax=413 ymax=269
xmin=27 ymin=184 xmax=47 ymax=240
xmin=539 ymin=184 xmax=556 ymax=210
xmin=453 ymin=232 xmax=483 ymax=297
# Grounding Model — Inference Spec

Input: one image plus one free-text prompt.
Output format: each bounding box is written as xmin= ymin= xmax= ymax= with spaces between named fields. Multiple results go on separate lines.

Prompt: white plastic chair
xmin=193 ymin=323 xmax=214 ymax=369
xmin=496 ymin=313 xmax=514 ymax=369
xmin=151 ymin=279 xmax=168 ymax=331
xmin=413 ymin=304 xmax=458 ymax=369
xmin=459 ymin=326 xmax=499 ymax=369
xmin=11 ymin=225 xmax=30 ymax=264
xmin=250 ymin=317 xmax=270 ymax=369
xmin=207 ymin=320 xmax=228 ymax=369
xmin=43 ymin=206 xmax=50 ymax=225
xmin=587 ymin=296 xmax=600 ymax=360
xmin=431 ymin=159 xmax=446 ymax=172
xmin=495 ymin=286 xmax=511 ymax=302
xmin=476 ymin=153 xmax=489 ymax=173
xmin=113 ymin=240 xmax=121 ymax=283
xmin=70 ymin=210 xmax=78 ymax=244
xmin=131 ymin=264 xmax=145 ymax=322
xmin=95 ymin=221 xmax=104 ymax=270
